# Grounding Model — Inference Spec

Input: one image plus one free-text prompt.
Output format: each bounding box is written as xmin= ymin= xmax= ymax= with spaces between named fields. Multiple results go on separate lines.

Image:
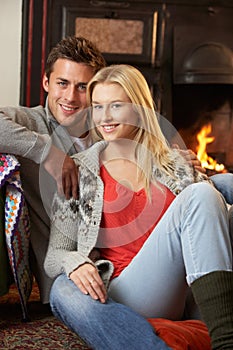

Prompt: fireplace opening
xmin=171 ymin=36 xmax=233 ymax=173
xmin=172 ymin=84 xmax=233 ymax=173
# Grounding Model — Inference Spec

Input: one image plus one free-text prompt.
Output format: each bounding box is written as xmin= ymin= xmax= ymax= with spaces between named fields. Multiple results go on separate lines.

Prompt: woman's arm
xmin=44 ymin=192 xmax=107 ymax=302
xmin=44 ymin=193 xmax=94 ymax=279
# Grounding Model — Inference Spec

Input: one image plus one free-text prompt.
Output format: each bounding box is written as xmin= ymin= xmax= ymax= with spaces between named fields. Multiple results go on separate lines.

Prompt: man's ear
xmin=42 ymin=73 xmax=49 ymax=92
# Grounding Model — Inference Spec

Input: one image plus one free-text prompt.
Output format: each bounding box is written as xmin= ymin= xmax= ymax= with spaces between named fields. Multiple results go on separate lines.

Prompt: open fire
xmin=196 ymin=123 xmax=226 ymax=173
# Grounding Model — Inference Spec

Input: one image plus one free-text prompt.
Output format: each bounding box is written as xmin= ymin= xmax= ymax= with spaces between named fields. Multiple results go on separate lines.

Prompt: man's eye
xmin=78 ymin=84 xmax=87 ymax=91
xmin=58 ymin=81 xmax=67 ymax=87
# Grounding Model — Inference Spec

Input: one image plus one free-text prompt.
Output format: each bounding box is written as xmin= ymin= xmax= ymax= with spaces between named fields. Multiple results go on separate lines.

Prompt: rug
xmin=0 ymin=282 xmax=91 ymax=349
xmin=0 ymin=282 xmax=211 ymax=349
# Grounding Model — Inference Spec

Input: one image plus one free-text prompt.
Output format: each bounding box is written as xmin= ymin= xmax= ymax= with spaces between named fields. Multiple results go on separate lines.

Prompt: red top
xmin=97 ymin=165 xmax=175 ymax=278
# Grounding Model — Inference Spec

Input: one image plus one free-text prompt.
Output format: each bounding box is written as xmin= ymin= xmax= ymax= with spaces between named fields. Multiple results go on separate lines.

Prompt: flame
xmin=196 ymin=123 xmax=225 ymax=172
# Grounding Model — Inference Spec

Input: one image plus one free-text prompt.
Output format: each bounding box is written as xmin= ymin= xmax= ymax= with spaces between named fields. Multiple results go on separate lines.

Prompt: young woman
xmin=44 ymin=64 xmax=233 ymax=350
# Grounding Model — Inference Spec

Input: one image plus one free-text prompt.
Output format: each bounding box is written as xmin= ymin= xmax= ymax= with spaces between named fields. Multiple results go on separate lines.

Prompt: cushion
xmin=148 ymin=318 xmax=211 ymax=350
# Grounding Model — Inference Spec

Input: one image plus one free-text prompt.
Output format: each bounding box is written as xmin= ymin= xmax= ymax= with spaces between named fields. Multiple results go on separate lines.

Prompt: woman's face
xmin=91 ymin=83 xmax=139 ymax=141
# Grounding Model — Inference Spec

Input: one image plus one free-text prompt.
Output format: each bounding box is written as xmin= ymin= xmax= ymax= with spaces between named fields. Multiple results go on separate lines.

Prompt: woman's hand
xmin=70 ymin=263 xmax=107 ymax=303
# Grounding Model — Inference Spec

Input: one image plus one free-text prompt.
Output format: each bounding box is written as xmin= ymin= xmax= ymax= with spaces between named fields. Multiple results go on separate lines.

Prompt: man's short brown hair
xmin=45 ymin=36 xmax=106 ymax=79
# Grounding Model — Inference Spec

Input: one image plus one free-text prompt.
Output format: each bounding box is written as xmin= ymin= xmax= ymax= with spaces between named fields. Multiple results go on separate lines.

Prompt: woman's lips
xmin=101 ymin=124 xmax=119 ymax=132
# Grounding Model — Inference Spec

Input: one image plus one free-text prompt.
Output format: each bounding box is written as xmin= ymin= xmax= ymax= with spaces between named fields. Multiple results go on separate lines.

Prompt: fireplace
xmin=171 ymin=31 xmax=233 ymax=172
xmin=172 ymin=84 xmax=233 ymax=172
xmin=20 ymin=0 xmax=233 ymax=165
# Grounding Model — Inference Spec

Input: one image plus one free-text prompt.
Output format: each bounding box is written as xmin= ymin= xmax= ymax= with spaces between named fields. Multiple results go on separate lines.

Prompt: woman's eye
xmin=93 ymin=105 xmax=102 ymax=110
xmin=112 ymin=103 xmax=122 ymax=109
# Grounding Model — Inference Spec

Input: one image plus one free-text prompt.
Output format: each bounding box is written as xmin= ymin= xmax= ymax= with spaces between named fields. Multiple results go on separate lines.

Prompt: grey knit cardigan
xmin=44 ymin=141 xmax=211 ymax=287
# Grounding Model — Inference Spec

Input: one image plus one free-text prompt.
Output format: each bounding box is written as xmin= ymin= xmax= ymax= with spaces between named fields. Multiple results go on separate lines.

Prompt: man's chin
xmin=60 ymin=117 xmax=76 ymax=126
xmin=60 ymin=113 xmax=83 ymax=126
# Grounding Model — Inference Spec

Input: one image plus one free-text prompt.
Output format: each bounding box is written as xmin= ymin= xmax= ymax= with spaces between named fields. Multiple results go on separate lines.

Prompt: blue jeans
xmin=108 ymin=182 xmax=232 ymax=319
xmin=50 ymin=275 xmax=170 ymax=350
xmin=50 ymin=183 xmax=232 ymax=349
xmin=211 ymin=173 xmax=233 ymax=251
xmin=211 ymin=173 xmax=233 ymax=204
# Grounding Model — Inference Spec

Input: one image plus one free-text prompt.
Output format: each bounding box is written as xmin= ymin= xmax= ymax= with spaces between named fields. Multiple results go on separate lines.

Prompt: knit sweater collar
xmin=72 ymin=140 xmax=108 ymax=174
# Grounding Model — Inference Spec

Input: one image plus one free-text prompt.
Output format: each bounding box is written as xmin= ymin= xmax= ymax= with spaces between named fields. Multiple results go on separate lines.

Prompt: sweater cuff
xmin=64 ymin=255 xmax=94 ymax=278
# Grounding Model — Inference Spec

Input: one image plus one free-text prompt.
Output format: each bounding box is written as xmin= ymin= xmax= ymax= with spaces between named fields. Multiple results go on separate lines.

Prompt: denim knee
xmin=188 ymin=182 xmax=227 ymax=208
xmin=211 ymin=173 xmax=233 ymax=204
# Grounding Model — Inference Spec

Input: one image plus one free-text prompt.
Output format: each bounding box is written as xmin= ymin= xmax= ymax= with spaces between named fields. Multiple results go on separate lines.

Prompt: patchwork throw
xmin=0 ymin=154 xmax=32 ymax=320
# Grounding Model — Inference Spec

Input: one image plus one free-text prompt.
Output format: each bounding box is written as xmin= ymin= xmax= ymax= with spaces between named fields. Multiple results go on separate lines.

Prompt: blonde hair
xmin=86 ymin=64 xmax=174 ymax=195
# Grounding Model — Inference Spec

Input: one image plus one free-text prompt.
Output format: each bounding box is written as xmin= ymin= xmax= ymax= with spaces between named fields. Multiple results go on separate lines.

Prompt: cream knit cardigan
xmin=44 ymin=141 xmax=211 ymax=287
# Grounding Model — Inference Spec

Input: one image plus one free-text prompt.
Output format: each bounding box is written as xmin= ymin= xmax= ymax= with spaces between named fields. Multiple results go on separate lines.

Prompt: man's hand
xmin=172 ymin=144 xmax=206 ymax=174
xmin=43 ymin=145 xmax=79 ymax=199
xmin=70 ymin=263 xmax=107 ymax=303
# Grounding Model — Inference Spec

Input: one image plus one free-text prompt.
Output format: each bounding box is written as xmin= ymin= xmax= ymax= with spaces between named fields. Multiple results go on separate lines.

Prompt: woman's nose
xmin=102 ymin=104 xmax=113 ymax=121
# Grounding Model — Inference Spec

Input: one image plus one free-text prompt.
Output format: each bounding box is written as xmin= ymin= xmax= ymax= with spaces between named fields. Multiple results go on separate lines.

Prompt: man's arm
xmin=0 ymin=107 xmax=79 ymax=198
xmin=178 ymin=148 xmax=206 ymax=174
xmin=0 ymin=106 xmax=51 ymax=163
xmin=172 ymin=144 xmax=206 ymax=174
xmin=43 ymin=145 xmax=79 ymax=199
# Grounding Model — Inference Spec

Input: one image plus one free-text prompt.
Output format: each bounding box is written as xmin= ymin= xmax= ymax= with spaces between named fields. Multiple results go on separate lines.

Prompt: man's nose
xmin=66 ymin=86 xmax=80 ymax=102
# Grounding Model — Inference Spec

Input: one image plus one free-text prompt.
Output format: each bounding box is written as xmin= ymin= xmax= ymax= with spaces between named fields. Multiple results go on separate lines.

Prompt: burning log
xmin=196 ymin=123 xmax=226 ymax=174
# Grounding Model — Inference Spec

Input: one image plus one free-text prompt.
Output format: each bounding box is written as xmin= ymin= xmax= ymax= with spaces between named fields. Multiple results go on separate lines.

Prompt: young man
xmin=0 ymin=36 xmax=106 ymax=303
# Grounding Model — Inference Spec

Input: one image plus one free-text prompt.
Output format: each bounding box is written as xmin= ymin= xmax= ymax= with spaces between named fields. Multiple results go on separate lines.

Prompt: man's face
xmin=43 ymin=58 xmax=95 ymax=136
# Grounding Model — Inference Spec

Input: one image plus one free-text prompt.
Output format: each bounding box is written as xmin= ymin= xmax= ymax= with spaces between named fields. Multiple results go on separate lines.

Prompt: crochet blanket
xmin=0 ymin=154 xmax=32 ymax=320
